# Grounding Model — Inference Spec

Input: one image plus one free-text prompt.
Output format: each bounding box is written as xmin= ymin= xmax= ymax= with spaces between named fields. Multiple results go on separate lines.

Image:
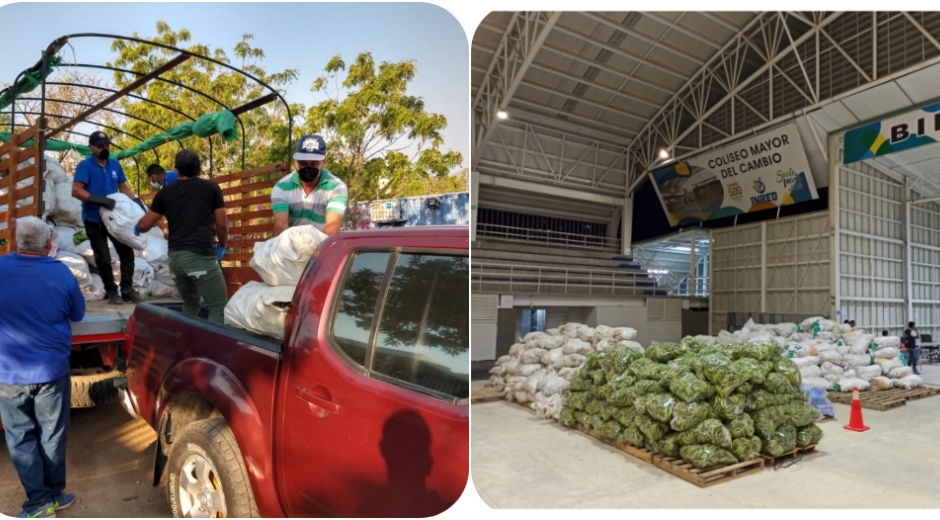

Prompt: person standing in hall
xmin=0 ymin=217 xmax=84 ymax=518
xmin=134 ymin=150 xmax=229 ymax=324
xmin=902 ymin=321 xmax=921 ymax=375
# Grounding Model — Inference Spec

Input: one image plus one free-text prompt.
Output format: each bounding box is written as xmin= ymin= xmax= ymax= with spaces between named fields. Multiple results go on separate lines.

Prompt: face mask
xmin=97 ymin=149 xmax=110 ymax=160
xmin=151 ymin=181 xmax=162 ymax=190
xmin=298 ymin=166 xmax=320 ymax=183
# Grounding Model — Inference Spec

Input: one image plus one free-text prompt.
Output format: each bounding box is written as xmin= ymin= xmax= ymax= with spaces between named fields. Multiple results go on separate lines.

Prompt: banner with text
xmin=650 ymin=123 xmax=818 ymax=227
xmin=844 ymin=101 xmax=940 ymax=164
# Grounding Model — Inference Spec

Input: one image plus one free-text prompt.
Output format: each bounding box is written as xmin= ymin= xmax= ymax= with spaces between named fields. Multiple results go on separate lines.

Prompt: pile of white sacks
xmin=223 ymin=225 xmax=328 ymax=340
xmin=488 ymin=323 xmax=641 ymax=420
xmin=703 ymin=317 xmax=924 ymax=392
xmin=38 ymin=158 xmax=178 ymax=301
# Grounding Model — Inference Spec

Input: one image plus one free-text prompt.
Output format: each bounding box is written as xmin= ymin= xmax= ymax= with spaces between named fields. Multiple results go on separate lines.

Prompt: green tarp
xmin=0 ymin=52 xmax=62 ymax=112
xmin=0 ymin=109 xmax=238 ymax=161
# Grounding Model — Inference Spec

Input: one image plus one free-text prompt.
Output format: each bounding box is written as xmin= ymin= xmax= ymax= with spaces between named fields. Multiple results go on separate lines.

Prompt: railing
xmin=475 ymin=223 xmax=621 ymax=252
xmin=632 ymin=245 xmax=710 ymax=297
xmin=470 ymin=260 xmax=664 ymax=296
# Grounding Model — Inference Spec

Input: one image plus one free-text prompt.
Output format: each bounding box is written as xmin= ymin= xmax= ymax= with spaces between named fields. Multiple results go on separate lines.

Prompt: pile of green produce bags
xmin=558 ymin=337 xmax=824 ymax=470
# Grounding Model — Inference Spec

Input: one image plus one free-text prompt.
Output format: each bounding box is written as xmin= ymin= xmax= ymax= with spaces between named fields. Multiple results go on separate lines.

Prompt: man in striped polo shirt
xmin=271 ymin=134 xmax=348 ymax=236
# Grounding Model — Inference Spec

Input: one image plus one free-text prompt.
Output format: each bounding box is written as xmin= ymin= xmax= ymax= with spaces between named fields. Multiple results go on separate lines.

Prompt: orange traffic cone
xmin=844 ymin=386 xmax=870 ymax=432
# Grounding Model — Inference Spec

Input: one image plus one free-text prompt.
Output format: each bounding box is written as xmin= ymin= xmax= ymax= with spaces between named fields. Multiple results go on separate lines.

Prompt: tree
xmin=107 ymin=22 xmax=303 ymax=190
xmin=305 ymin=53 xmax=462 ymax=227
xmin=397 ymin=168 xmax=468 ymax=198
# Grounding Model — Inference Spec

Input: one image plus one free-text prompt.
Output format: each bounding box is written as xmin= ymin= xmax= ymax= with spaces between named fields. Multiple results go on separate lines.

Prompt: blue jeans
xmin=0 ymin=375 xmax=70 ymax=510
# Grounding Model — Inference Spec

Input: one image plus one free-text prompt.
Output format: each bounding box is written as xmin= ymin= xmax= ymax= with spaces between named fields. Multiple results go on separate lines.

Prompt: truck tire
xmin=166 ymin=418 xmax=259 ymax=518
xmin=71 ymin=370 xmax=124 ymax=408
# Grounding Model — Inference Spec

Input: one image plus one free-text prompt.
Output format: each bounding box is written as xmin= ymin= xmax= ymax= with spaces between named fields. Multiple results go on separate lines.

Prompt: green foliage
xmin=305 ymin=51 xmax=463 ymax=224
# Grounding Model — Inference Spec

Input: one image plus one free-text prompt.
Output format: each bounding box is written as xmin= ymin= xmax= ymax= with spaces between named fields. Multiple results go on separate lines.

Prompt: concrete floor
xmin=471 ymin=365 xmax=940 ymax=508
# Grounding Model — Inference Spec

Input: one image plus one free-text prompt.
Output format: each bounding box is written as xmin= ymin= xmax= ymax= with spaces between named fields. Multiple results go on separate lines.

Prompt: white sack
xmin=223 ymin=281 xmax=294 ymax=340
xmin=523 ymin=369 xmax=549 ymax=395
xmin=112 ymin=258 xmax=155 ymax=289
xmin=875 ymin=357 xmax=903 ymax=375
xmin=82 ymin=273 xmax=106 ymax=301
xmin=802 ymin=377 xmax=834 ymax=390
xmin=873 ymin=347 xmax=900 ymax=360
xmin=76 ymin=237 xmax=118 ymax=266
xmin=842 ymin=354 xmax=872 ymax=367
xmin=564 ymin=354 xmax=587 ymax=368
xmin=540 ymin=348 xmax=566 ymax=368
xmin=55 ymin=226 xmax=78 ymax=253
xmin=517 ymin=364 xmax=543 ymax=377
xmin=818 ymin=351 xmax=842 ymax=364
xmin=562 ymin=338 xmax=593 ymax=356
xmin=774 ymin=323 xmax=798 ymax=337
xmin=557 ymin=367 xmax=581 ymax=380
xmin=509 ymin=343 xmax=525 ymax=356
xmin=250 ymin=224 xmax=328 ymax=286
xmin=148 ymin=280 xmax=178 ymax=298
xmin=537 ymin=372 xmax=569 ymax=397
xmin=874 ymin=336 xmax=900 ymax=349
xmin=820 ymin=362 xmax=845 ymax=377
xmin=610 ymin=327 xmax=638 ymax=342
xmin=791 ymin=356 xmax=820 ymax=369
xmin=524 ymin=331 xmax=547 ymax=343
xmin=889 ymin=366 xmax=914 ymax=379
xmin=135 ymin=228 xmax=168 ymax=264
xmin=499 ymin=358 xmax=520 ymax=375
xmin=837 ymin=344 xmax=851 ymax=356
xmin=836 ymin=378 xmax=871 ymax=392
xmin=536 ymin=335 xmax=566 ymax=350
xmin=694 ymin=335 xmax=717 ymax=346
xmin=800 ymin=365 xmax=822 ymax=379
xmin=151 ymin=262 xmax=174 ymax=285
xmin=520 ymin=348 xmax=547 ymax=365
xmin=800 ymin=316 xmax=826 ymax=331
xmin=870 ymin=377 xmax=893 ymax=391
xmin=854 ymin=365 xmax=883 ymax=382
xmin=99 ymin=193 xmax=148 ymax=250
xmin=747 ymin=333 xmax=774 ymax=344
xmin=575 ymin=325 xmax=595 ymax=343
xmin=592 ymin=325 xmax=613 ymax=345
xmin=893 ymin=375 xmax=924 ymax=389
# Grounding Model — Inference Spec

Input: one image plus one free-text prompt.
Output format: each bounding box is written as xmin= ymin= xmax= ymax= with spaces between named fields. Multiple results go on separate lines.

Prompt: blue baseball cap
xmin=294 ymin=134 xmax=327 ymax=161
xmin=89 ymin=131 xmax=111 ymax=146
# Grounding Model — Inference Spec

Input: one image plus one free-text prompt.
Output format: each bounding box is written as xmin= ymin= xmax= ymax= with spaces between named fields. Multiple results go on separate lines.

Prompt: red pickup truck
xmin=121 ymin=226 xmax=469 ymax=517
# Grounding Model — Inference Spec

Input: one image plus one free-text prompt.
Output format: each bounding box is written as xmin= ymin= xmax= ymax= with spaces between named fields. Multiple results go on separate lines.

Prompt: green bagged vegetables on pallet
xmin=613 ymin=406 xmax=636 ymax=427
xmin=761 ymin=424 xmax=797 ymax=456
xmin=608 ymin=386 xmax=637 ymax=407
xmin=645 ymin=393 xmax=678 ymax=423
xmin=731 ymin=358 xmax=765 ymax=384
xmin=645 ymin=342 xmax=688 ymax=363
xmin=598 ymin=419 xmax=624 ymax=440
xmin=680 ymin=444 xmax=739 ymax=469
xmin=764 ymin=373 xmax=793 ymax=394
xmin=727 ymin=413 xmax=755 ymax=439
xmin=677 ymin=418 xmax=732 ymax=449
xmin=712 ymin=393 xmax=746 ymax=420
xmin=619 ymin=425 xmax=646 ymax=447
xmin=559 ymin=407 xmax=578 ymax=427
xmin=670 ymin=401 xmax=713 ymax=432
xmin=563 ymin=390 xmax=590 ymax=410
xmin=636 ymin=413 xmax=671 ymax=442
xmin=786 ymin=402 xmax=821 ymax=427
xmin=796 ymin=424 xmax=823 ymax=447
xmin=649 ymin=433 xmax=682 ymax=457
xmin=670 ymin=372 xmax=714 ymax=403
xmin=731 ymin=436 xmax=763 ymax=462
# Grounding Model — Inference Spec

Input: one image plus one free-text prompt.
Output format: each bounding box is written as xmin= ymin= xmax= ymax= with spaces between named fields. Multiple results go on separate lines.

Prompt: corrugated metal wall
xmin=711 ymin=211 xmax=832 ymax=334
xmin=835 ymin=163 xmax=907 ymax=334
xmin=908 ymin=196 xmax=940 ymax=339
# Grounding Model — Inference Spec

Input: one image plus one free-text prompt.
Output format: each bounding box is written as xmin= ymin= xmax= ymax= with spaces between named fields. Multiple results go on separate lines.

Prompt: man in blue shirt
xmin=71 ymin=131 xmax=143 ymax=305
xmin=0 ymin=217 xmax=85 ymax=518
xmin=146 ymin=163 xmax=178 ymax=191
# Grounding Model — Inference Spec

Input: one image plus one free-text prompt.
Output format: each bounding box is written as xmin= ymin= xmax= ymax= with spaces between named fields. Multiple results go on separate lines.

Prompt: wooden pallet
xmin=470 ymin=385 xmax=505 ymax=404
xmin=827 ymin=387 xmax=940 ymax=411
xmin=573 ymin=424 xmax=654 ymax=463
xmin=761 ymin=445 xmax=818 ymax=469
xmin=652 ymin=455 xmax=765 ymax=488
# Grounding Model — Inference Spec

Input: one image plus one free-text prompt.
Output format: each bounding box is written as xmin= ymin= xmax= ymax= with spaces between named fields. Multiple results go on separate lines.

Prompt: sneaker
xmin=16 ymin=503 xmax=55 ymax=518
xmin=53 ymin=494 xmax=75 ymax=511
xmin=122 ymin=289 xmax=143 ymax=304
xmin=107 ymin=291 xmax=122 ymax=305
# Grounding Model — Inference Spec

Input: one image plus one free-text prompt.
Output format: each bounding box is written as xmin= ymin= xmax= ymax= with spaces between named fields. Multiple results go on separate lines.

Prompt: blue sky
xmin=0 ymin=2 xmax=469 ymax=172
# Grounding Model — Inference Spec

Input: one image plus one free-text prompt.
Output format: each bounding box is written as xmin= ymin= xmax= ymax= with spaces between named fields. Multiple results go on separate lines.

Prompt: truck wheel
xmin=71 ymin=370 xmax=124 ymax=408
xmin=166 ymin=418 xmax=259 ymax=518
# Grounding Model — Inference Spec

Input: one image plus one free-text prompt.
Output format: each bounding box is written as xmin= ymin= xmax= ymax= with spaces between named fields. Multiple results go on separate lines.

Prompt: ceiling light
xmin=649 ymin=269 xmax=669 ymax=274
xmin=659 ymin=148 xmax=670 ymax=159
xmin=497 ymin=110 xmax=508 ymax=120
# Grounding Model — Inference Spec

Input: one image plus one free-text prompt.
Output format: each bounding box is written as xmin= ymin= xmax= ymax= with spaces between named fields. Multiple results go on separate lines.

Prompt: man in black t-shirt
xmin=901 ymin=321 xmax=921 ymax=375
xmin=135 ymin=150 xmax=229 ymax=324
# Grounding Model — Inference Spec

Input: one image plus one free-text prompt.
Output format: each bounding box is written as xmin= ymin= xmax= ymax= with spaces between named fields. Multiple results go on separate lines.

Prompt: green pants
xmin=168 ymin=250 xmax=228 ymax=325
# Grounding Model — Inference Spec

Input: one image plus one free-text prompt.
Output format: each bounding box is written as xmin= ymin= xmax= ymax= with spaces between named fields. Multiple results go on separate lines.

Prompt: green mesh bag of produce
xmin=563 ymin=390 xmax=590 ymax=410
xmin=610 ymin=347 xmax=644 ymax=374
xmin=633 ymin=359 xmax=669 ymax=381
xmin=586 ymin=399 xmax=604 ymax=416
xmin=761 ymin=424 xmax=797 ymax=456
xmin=789 ymin=388 xmax=809 ymax=403
xmin=670 ymin=401 xmax=713 ymax=432
xmin=587 ymin=414 xmax=606 ymax=431
xmin=774 ymin=357 xmax=802 ymax=387
xmin=646 ymin=393 xmax=678 ymax=423
xmin=559 ymin=407 xmax=578 ymax=427
xmin=734 ymin=343 xmax=766 ymax=361
xmin=584 ymin=352 xmax=602 ymax=371
xmin=680 ymin=444 xmax=739 ymax=469
xmin=727 ymin=412 xmax=755 ymax=439
xmin=731 ymin=436 xmax=762 ymax=462
xmin=701 ymin=354 xmax=745 ymax=396
xmin=598 ymin=419 xmax=624 ymax=440
xmin=619 ymin=425 xmax=646 ymax=447
xmin=758 ymin=360 xmax=775 ymax=377
xmin=677 ymin=418 xmax=732 ymax=449
xmin=567 ymin=373 xmax=591 ymax=392
xmin=786 ymin=402 xmax=821 ymax=427
xmin=681 ymin=336 xmax=708 ymax=352
xmin=752 ymin=407 xmax=784 ymax=439
xmin=634 ymin=379 xmax=664 ymax=396
xmin=731 ymin=358 xmax=765 ymax=384
xmin=645 ymin=342 xmax=688 ymax=363
xmin=744 ymin=389 xmax=774 ymax=412
xmin=636 ymin=413 xmax=670 ymax=443
xmin=670 ymin=372 xmax=713 ymax=403
xmin=603 ymin=403 xmax=621 ymax=422
xmin=702 ymin=344 xmax=737 ymax=358
xmin=797 ymin=424 xmax=824 ymax=447
xmin=764 ymin=373 xmax=793 ymax=394
xmin=574 ymin=410 xmax=590 ymax=425
xmin=613 ymin=406 xmax=636 ymax=427
xmin=608 ymin=371 xmax=637 ymax=390
xmin=760 ymin=342 xmax=783 ymax=361
xmin=737 ymin=382 xmax=753 ymax=395
xmin=649 ymin=433 xmax=682 ymax=457
xmin=659 ymin=362 xmax=691 ymax=390
xmin=608 ymin=386 xmax=637 ymax=407
xmin=593 ymin=369 xmax=608 ymax=387
xmin=592 ymin=383 xmax=611 ymax=400
xmin=712 ymin=393 xmax=745 ymax=420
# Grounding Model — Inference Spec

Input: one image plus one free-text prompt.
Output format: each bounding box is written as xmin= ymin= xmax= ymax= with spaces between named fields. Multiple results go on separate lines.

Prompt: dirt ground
xmin=0 ymin=402 xmax=170 ymax=517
